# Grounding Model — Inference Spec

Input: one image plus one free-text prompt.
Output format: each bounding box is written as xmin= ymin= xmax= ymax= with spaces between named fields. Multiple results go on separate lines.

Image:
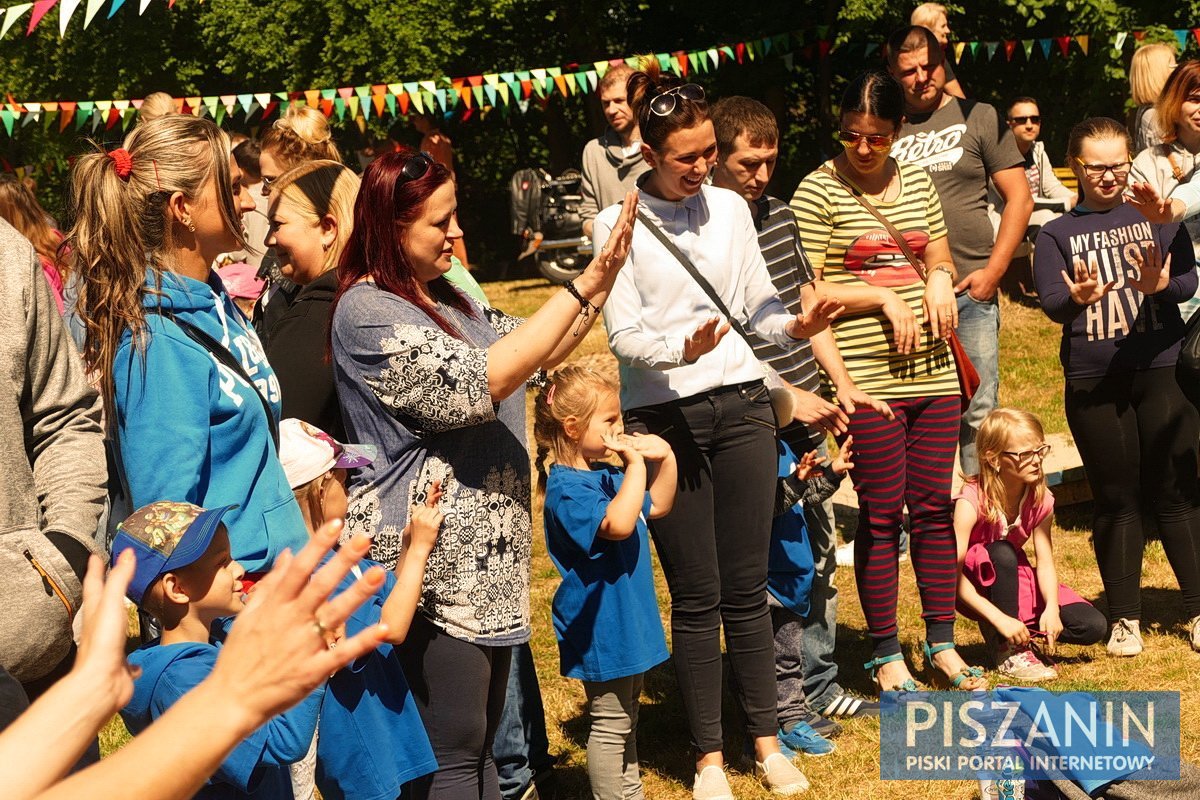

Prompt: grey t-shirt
xmin=892 ymin=97 xmax=1023 ymax=277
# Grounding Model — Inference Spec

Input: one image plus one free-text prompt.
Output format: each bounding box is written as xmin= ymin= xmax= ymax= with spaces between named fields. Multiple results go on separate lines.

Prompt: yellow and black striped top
xmin=789 ymin=160 xmax=960 ymax=400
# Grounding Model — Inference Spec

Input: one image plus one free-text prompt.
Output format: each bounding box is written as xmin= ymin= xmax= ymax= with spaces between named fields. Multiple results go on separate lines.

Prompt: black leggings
xmin=1065 ymin=366 xmax=1200 ymax=621
xmin=399 ymin=614 xmax=514 ymax=800
xmin=979 ymin=541 xmax=1106 ymax=645
xmin=624 ymin=382 xmax=779 ymax=754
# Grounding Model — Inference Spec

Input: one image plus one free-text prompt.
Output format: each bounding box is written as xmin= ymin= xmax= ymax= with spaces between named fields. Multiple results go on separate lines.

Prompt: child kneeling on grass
xmin=534 ymin=367 xmax=676 ymax=800
xmin=766 ymin=437 xmax=854 ymax=759
xmin=116 ymin=500 xmax=325 ymax=800
xmin=953 ymin=408 xmax=1106 ymax=683
xmin=278 ymin=418 xmax=441 ymax=800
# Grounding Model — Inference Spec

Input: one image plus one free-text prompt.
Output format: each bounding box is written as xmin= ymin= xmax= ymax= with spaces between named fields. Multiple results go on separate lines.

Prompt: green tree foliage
xmin=3 ymin=0 xmax=1200 ymax=275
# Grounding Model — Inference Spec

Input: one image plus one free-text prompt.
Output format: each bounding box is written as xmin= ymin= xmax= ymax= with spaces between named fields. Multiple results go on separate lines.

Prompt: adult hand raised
xmin=1127 ymin=240 xmax=1172 ymax=295
xmin=575 ymin=190 xmax=638 ymax=299
xmin=207 ymin=520 xmax=389 ymax=725
xmin=785 ymin=295 xmax=844 ymax=340
xmin=682 ymin=316 xmax=731 ymax=363
xmin=1061 ymin=256 xmax=1116 ymax=306
xmin=1126 ymin=181 xmax=1177 ymax=225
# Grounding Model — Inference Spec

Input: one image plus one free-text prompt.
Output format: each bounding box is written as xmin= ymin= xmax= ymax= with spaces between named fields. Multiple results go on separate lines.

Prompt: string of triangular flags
xmin=0 ymin=0 xmax=173 ymax=40
xmin=2 ymin=23 xmax=1196 ymax=147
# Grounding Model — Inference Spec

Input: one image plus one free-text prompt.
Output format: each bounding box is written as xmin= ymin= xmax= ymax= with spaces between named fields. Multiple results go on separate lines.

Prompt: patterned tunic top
xmin=331 ymin=282 xmax=531 ymax=645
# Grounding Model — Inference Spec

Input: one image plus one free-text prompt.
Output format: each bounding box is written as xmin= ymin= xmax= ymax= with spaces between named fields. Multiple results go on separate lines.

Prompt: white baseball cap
xmin=279 ymin=418 xmax=376 ymax=489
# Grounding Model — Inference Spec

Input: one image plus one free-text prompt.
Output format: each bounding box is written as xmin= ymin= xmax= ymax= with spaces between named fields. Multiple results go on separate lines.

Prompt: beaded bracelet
xmin=563 ymin=279 xmax=600 ymax=336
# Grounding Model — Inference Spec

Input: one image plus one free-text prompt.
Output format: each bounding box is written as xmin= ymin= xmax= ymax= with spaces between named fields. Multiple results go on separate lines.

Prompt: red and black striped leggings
xmin=847 ymin=395 xmax=960 ymax=658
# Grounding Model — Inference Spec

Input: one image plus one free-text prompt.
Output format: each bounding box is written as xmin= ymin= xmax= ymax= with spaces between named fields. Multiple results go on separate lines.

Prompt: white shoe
xmin=1106 ymin=618 xmax=1143 ymax=657
xmin=755 ymin=752 xmax=810 ymax=795
xmin=835 ymin=542 xmax=854 ymax=567
xmin=1189 ymin=615 xmax=1200 ymax=653
xmin=693 ymin=765 xmax=734 ymax=800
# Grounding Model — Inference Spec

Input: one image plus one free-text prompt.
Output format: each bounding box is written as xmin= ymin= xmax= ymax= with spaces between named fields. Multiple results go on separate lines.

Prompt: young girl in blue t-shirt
xmin=534 ymin=366 xmax=677 ymax=800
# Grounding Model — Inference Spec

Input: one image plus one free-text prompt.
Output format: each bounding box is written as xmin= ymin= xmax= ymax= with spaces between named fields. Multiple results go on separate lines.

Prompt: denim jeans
xmin=777 ymin=432 xmax=843 ymax=713
xmin=494 ymin=642 xmax=555 ymax=800
xmin=955 ymin=292 xmax=1000 ymax=475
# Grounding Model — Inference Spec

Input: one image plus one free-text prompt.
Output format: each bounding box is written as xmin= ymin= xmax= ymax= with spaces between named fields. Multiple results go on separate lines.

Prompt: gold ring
xmin=312 ymin=618 xmax=328 ymax=637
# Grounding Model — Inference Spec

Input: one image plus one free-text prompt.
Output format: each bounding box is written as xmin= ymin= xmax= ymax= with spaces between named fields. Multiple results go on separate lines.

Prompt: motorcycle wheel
xmin=536 ymin=251 xmax=587 ymax=283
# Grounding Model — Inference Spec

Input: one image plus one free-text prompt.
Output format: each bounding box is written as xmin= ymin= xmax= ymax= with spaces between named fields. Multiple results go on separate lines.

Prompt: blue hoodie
xmin=113 ymin=271 xmax=306 ymax=572
xmin=123 ymin=638 xmax=324 ymax=799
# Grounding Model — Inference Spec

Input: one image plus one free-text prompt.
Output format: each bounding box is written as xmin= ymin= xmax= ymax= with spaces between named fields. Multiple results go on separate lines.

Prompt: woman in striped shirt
xmin=790 ymin=70 xmax=985 ymax=693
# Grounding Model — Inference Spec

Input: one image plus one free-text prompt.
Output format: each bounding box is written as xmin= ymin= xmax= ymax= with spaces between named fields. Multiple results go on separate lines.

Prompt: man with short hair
xmin=710 ymin=97 xmax=889 ymax=743
xmin=579 ymin=64 xmax=649 ymax=238
xmin=886 ymin=26 xmax=1034 ymax=473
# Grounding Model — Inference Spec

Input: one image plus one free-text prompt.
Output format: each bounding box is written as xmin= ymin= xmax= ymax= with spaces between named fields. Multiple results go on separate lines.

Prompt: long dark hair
xmin=332 ymin=148 xmax=475 ymax=339
xmin=627 ymin=59 xmax=709 ymax=151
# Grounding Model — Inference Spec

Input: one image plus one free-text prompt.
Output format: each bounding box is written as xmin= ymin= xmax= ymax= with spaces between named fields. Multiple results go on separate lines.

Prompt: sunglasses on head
xmin=837 ymin=130 xmax=894 ymax=152
xmin=1009 ymin=115 xmax=1041 ymax=125
xmin=400 ymin=151 xmax=435 ymax=184
xmin=649 ymin=84 xmax=706 ymax=117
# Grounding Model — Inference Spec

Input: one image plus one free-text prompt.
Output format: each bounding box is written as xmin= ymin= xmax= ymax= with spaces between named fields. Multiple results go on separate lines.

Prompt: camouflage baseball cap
xmin=111 ymin=501 xmax=238 ymax=603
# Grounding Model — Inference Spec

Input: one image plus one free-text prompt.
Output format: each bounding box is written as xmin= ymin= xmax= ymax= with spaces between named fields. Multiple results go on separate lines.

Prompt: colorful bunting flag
xmin=2 ymin=3 xmax=31 ymax=36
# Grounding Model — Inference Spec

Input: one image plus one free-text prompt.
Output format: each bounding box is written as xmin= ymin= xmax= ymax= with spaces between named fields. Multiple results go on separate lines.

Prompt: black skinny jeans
xmin=980 ymin=541 xmax=1107 ymax=646
xmin=624 ymin=381 xmax=779 ymax=754
xmin=1065 ymin=365 xmax=1200 ymax=621
xmin=399 ymin=614 xmax=514 ymax=800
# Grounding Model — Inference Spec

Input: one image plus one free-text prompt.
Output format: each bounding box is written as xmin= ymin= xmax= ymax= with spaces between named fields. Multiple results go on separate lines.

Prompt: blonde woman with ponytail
xmin=68 ymin=114 xmax=307 ymax=575
xmin=533 ymin=366 xmax=675 ymax=800
xmin=262 ymin=160 xmax=360 ymax=439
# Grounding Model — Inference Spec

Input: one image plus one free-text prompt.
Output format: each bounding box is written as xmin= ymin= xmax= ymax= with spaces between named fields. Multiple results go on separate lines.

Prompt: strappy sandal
xmin=923 ymin=641 xmax=987 ymax=690
xmin=864 ymin=652 xmax=923 ymax=693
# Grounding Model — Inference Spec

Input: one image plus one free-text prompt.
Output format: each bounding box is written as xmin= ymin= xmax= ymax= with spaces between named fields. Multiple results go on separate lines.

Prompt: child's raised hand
xmin=406 ymin=483 xmax=444 ymax=554
xmin=831 ymin=436 xmax=854 ymax=476
xmin=423 ymin=479 xmax=444 ymax=510
xmin=794 ymin=449 xmax=826 ymax=481
xmin=626 ymin=433 xmax=673 ymax=462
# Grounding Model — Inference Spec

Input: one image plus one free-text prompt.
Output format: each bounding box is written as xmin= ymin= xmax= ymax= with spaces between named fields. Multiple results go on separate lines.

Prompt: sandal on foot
xmin=923 ymin=641 xmax=986 ymax=690
xmin=864 ymin=652 xmax=922 ymax=693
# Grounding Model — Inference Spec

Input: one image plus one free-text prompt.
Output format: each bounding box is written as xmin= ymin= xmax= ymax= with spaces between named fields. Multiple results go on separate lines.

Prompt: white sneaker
xmin=835 ymin=542 xmax=854 ymax=567
xmin=996 ymin=647 xmax=1058 ymax=682
xmin=1106 ymin=618 xmax=1143 ymax=657
xmin=1188 ymin=615 xmax=1200 ymax=653
xmin=755 ymin=752 xmax=810 ymax=796
xmin=693 ymin=765 xmax=735 ymax=800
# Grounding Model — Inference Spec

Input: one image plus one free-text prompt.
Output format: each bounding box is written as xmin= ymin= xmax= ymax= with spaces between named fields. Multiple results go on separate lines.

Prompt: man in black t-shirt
xmin=886 ymin=26 xmax=1034 ymax=473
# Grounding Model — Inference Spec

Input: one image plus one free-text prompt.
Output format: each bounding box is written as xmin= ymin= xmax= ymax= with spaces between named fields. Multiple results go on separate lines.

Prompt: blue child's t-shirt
xmin=543 ymin=463 xmax=669 ymax=682
xmin=123 ymin=638 xmax=323 ymax=800
xmin=316 ymin=562 xmax=438 ymax=800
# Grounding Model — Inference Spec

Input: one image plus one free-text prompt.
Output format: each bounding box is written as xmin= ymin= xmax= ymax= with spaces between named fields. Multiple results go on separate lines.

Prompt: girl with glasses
xmin=953 ymin=408 xmax=1106 ymax=682
xmin=790 ymin=70 xmax=982 ymax=696
xmin=1033 ymin=117 xmax=1200 ymax=658
xmin=330 ymin=148 xmax=636 ymax=800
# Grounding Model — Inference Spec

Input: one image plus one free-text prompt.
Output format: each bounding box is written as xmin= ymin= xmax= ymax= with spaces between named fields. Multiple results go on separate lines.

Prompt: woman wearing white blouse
xmin=593 ymin=65 xmax=838 ymax=800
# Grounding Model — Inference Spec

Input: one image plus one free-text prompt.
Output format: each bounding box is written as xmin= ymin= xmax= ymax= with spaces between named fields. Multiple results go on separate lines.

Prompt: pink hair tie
xmin=545 ymin=384 xmax=556 ymax=406
xmin=107 ymin=148 xmax=133 ymax=181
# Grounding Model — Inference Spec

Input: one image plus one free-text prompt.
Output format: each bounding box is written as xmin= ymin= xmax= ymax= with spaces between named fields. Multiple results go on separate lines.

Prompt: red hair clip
xmin=107 ymin=148 xmax=133 ymax=181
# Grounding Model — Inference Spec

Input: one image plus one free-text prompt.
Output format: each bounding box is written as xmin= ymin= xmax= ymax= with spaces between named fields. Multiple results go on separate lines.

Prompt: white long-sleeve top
xmin=593 ymin=183 xmax=798 ymax=409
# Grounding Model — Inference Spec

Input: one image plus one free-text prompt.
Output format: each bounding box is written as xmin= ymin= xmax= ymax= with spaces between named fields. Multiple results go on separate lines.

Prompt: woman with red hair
xmin=330 ymin=149 xmax=635 ymax=799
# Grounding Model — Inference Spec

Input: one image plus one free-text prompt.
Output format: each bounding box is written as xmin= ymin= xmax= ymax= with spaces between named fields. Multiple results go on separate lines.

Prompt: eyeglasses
xmin=837 ymin=130 xmax=894 ymax=152
xmin=1073 ymin=159 xmax=1132 ymax=178
xmin=1009 ymin=115 xmax=1041 ymax=125
xmin=400 ymin=151 xmax=435 ymax=184
xmin=649 ymin=84 xmax=706 ymax=117
xmin=1001 ymin=443 xmax=1052 ymax=464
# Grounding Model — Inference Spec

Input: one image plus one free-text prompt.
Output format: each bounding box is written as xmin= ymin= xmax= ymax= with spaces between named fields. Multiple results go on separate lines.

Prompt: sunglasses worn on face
xmin=649 ymin=84 xmax=706 ymax=117
xmin=838 ymin=130 xmax=894 ymax=151
xmin=1002 ymin=443 xmax=1052 ymax=464
xmin=1073 ymin=159 xmax=1132 ymax=178
xmin=1009 ymin=115 xmax=1041 ymax=125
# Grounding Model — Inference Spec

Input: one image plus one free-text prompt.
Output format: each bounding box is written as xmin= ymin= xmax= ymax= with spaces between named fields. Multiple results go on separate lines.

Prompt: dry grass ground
xmin=100 ymin=281 xmax=1200 ymax=800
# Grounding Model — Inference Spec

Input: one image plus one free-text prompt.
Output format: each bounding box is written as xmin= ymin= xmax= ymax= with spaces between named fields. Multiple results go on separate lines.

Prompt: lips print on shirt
xmin=843 ymin=229 xmax=929 ymax=286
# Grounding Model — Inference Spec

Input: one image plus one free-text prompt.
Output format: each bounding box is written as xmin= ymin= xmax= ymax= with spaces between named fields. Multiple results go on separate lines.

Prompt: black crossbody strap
xmin=634 ymin=209 xmax=760 ymax=350
xmin=156 ymin=310 xmax=280 ymax=448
